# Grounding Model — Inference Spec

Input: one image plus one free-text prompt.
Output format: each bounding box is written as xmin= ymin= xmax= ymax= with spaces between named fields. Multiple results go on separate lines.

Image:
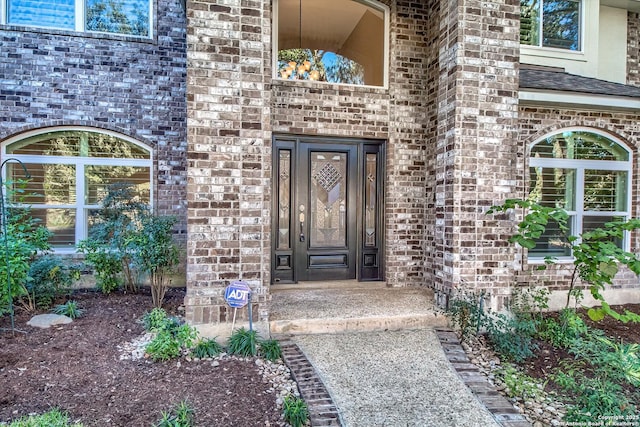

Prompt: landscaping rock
xmin=27 ymin=314 xmax=73 ymax=329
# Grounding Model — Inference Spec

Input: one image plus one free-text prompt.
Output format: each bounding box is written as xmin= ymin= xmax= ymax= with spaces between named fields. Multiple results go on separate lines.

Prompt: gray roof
xmin=519 ymin=67 xmax=640 ymax=98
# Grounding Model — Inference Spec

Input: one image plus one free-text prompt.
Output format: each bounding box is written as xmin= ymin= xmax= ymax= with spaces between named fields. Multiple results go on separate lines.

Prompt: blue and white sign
xmin=224 ymin=281 xmax=252 ymax=308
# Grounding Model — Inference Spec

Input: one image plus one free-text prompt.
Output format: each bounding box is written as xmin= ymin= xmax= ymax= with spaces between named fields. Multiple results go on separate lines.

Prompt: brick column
xmin=185 ymin=0 xmax=272 ymax=337
xmin=433 ymin=0 xmax=520 ymax=308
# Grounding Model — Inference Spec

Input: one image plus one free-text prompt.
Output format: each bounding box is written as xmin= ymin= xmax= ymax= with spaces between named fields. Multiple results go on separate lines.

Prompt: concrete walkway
xmin=291 ymin=329 xmax=501 ymax=427
xmin=270 ymin=284 xmax=530 ymax=427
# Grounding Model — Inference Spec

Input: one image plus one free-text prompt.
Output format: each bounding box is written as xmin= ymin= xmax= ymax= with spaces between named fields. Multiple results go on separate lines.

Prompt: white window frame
xmin=1 ymin=126 xmax=154 ymax=253
xmin=0 ymin=0 xmax=153 ymax=38
xmin=272 ymin=0 xmax=390 ymax=89
xmin=527 ymin=128 xmax=633 ymax=263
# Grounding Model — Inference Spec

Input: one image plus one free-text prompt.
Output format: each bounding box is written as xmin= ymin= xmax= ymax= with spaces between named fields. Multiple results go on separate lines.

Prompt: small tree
xmin=132 ymin=215 xmax=180 ymax=308
xmin=79 ymin=183 xmax=147 ymax=293
xmin=488 ymin=199 xmax=640 ymax=323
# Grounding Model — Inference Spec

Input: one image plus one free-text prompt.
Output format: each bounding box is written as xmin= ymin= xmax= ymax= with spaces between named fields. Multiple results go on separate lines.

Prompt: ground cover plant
xmin=0 ymin=288 xmax=291 ymax=426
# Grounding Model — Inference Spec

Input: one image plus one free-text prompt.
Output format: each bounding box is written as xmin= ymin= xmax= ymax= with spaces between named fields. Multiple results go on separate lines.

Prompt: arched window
xmin=275 ymin=0 xmax=388 ymax=87
xmin=528 ymin=129 xmax=632 ymax=258
xmin=2 ymin=127 xmax=153 ymax=250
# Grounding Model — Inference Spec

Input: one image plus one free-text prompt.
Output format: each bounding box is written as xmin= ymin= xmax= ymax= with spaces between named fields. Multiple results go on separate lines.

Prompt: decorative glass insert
xmin=86 ymin=0 xmax=150 ymax=37
xmin=365 ymin=153 xmax=377 ymax=247
xmin=277 ymin=0 xmax=386 ymax=86
xmin=7 ymin=0 xmax=75 ymax=30
xmin=310 ymin=152 xmax=347 ymax=248
xmin=277 ymin=150 xmax=291 ymax=250
xmin=520 ymin=0 xmax=581 ymax=51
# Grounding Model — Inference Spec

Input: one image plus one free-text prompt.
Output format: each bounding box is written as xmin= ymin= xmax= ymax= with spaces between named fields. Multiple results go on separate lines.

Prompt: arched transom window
xmin=528 ymin=129 xmax=632 ymax=258
xmin=276 ymin=0 xmax=388 ymax=87
xmin=2 ymin=128 xmax=153 ymax=250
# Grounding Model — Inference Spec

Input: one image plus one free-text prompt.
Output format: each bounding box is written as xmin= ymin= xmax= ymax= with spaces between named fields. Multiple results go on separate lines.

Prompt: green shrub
xmin=538 ymin=308 xmax=588 ymax=349
xmin=77 ymin=240 xmax=121 ymax=294
xmin=0 ymin=179 xmax=51 ymax=317
xmin=227 ymin=327 xmax=259 ymax=357
xmin=52 ymin=300 xmax=84 ymax=319
xmin=282 ymin=394 xmax=308 ymax=427
xmin=496 ymin=363 xmax=545 ymax=401
xmin=191 ymin=338 xmax=224 ymax=359
xmin=144 ymin=312 xmax=198 ymax=362
xmin=155 ymin=401 xmax=194 ymax=427
xmin=26 ymin=255 xmax=80 ymax=310
xmin=259 ymin=339 xmax=282 ymax=361
xmin=143 ymin=307 xmax=173 ymax=331
xmin=445 ymin=290 xmax=487 ymax=343
xmin=3 ymin=408 xmax=83 ymax=427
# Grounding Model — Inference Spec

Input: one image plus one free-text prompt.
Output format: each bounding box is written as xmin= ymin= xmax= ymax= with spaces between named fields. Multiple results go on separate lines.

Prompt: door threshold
xmin=271 ymin=280 xmax=386 ymax=291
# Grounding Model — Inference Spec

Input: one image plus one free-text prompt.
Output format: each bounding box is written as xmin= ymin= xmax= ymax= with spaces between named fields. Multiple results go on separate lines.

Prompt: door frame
xmin=271 ymin=135 xmax=385 ymax=284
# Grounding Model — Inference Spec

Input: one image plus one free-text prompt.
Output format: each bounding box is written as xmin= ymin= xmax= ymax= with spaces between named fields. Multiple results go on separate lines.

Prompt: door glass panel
xmin=310 ymin=152 xmax=347 ymax=248
xmin=365 ymin=153 xmax=377 ymax=247
xmin=277 ymin=150 xmax=291 ymax=250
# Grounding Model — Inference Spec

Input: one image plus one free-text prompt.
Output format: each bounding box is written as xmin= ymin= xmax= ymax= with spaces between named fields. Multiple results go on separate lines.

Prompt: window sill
xmin=272 ymin=77 xmax=388 ymax=94
xmin=0 ymin=24 xmax=155 ymax=44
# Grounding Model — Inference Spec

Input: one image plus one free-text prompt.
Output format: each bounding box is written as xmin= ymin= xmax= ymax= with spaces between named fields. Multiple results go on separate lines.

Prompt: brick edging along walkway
xmin=280 ymin=341 xmax=343 ymax=427
xmin=435 ymin=329 xmax=533 ymax=427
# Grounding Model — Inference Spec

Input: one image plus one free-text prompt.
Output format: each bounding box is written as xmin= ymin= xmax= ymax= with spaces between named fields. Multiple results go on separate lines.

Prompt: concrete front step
xmin=269 ymin=284 xmax=448 ymax=335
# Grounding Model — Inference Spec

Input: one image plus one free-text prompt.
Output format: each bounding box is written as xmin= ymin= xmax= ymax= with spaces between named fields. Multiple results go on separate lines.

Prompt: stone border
xmin=280 ymin=341 xmax=343 ymax=427
xmin=435 ymin=329 xmax=532 ymax=427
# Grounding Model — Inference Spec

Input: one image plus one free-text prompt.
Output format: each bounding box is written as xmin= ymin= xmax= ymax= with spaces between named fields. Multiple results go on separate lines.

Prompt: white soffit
xmin=600 ymin=0 xmax=640 ymax=12
xmin=519 ymin=89 xmax=640 ymax=111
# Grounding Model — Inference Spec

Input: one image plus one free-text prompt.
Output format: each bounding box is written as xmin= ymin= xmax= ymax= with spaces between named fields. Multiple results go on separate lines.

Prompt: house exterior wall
xmin=0 ymin=0 xmax=188 ymax=244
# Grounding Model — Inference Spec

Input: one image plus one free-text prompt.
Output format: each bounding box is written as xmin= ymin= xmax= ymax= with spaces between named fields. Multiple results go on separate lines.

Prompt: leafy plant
xmin=26 ymin=255 xmax=80 ymax=310
xmin=485 ymin=310 xmax=538 ymax=363
xmin=143 ymin=307 xmax=174 ymax=331
xmin=77 ymin=239 xmax=121 ymax=294
xmin=83 ymin=183 xmax=147 ymax=294
xmin=0 ymin=179 xmax=51 ymax=318
xmin=155 ymin=400 xmax=194 ymax=427
xmin=191 ymin=338 xmax=224 ymax=359
xmin=144 ymin=310 xmax=198 ymax=361
xmin=259 ymin=339 xmax=282 ymax=361
xmin=496 ymin=363 xmax=545 ymax=401
xmin=131 ymin=215 xmax=180 ymax=308
xmin=227 ymin=327 xmax=259 ymax=357
xmin=444 ymin=289 xmax=487 ymax=343
xmin=538 ymin=308 xmax=587 ymax=349
xmin=4 ymin=408 xmax=83 ymax=427
xmin=488 ymin=199 xmax=640 ymax=322
xmin=52 ymin=300 xmax=84 ymax=319
xmin=282 ymin=394 xmax=309 ymax=427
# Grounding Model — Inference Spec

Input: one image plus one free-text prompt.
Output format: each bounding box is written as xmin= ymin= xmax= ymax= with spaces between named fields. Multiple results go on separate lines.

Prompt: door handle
xmin=299 ymin=205 xmax=305 ymax=242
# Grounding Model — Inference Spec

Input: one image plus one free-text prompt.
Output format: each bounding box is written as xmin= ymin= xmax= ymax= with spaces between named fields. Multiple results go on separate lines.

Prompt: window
xmin=528 ymin=130 xmax=631 ymax=258
xmin=520 ymin=0 xmax=581 ymax=51
xmin=275 ymin=0 xmax=388 ymax=87
xmin=2 ymin=128 xmax=153 ymax=250
xmin=2 ymin=0 xmax=151 ymax=37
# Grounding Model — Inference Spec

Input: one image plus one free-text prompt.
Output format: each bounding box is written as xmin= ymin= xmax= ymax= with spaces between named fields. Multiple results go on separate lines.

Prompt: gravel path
xmin=293 ymin=329 xmax=501 ymax=427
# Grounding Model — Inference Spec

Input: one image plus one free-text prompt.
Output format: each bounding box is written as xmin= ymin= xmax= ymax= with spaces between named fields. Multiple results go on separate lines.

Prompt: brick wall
xmin=185 ymin=0 xmax=272 ymax=330
xmin=0 ymin=0 xmax=188 ymax=240
xmin=628 ymin=12 xmax=640 ymax=87
xmin=433 ymin=0 xmax=521 ymax=307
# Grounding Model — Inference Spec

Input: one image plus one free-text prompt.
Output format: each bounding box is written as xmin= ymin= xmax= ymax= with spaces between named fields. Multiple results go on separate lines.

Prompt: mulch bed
xmin=0 ymin=288 xmax=284 ymax=426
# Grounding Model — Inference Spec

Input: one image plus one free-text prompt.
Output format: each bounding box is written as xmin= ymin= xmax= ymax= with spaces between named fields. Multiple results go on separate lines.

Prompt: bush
xmin=0 ymin=180 xmax=51 ymax=317
xmin=144 ymin=309 xmax=198 ymax=362
xmin=52 ymin=300 xmax=84 ymax=319
xmin=282 ymin=394 xmax=308 ymax=427
xmin=445 ymin=290 xmax=487 ymax=343
xmin=76 ymin=240 xmax=121 ymax=294
xmin=259 ymin=339 xmax=282 ymax=362
xmin=227 ymin=327 xmax=259 ymax=357
xmin=191 ymin=338 xmax=224 ymax=359
xmin=27 ymin=255 xmax=80 ymax=310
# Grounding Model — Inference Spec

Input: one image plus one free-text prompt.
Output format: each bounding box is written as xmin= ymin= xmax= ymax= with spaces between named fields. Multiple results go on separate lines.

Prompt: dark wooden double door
xmin=272 ymin=136 xmax=384 ymax=283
